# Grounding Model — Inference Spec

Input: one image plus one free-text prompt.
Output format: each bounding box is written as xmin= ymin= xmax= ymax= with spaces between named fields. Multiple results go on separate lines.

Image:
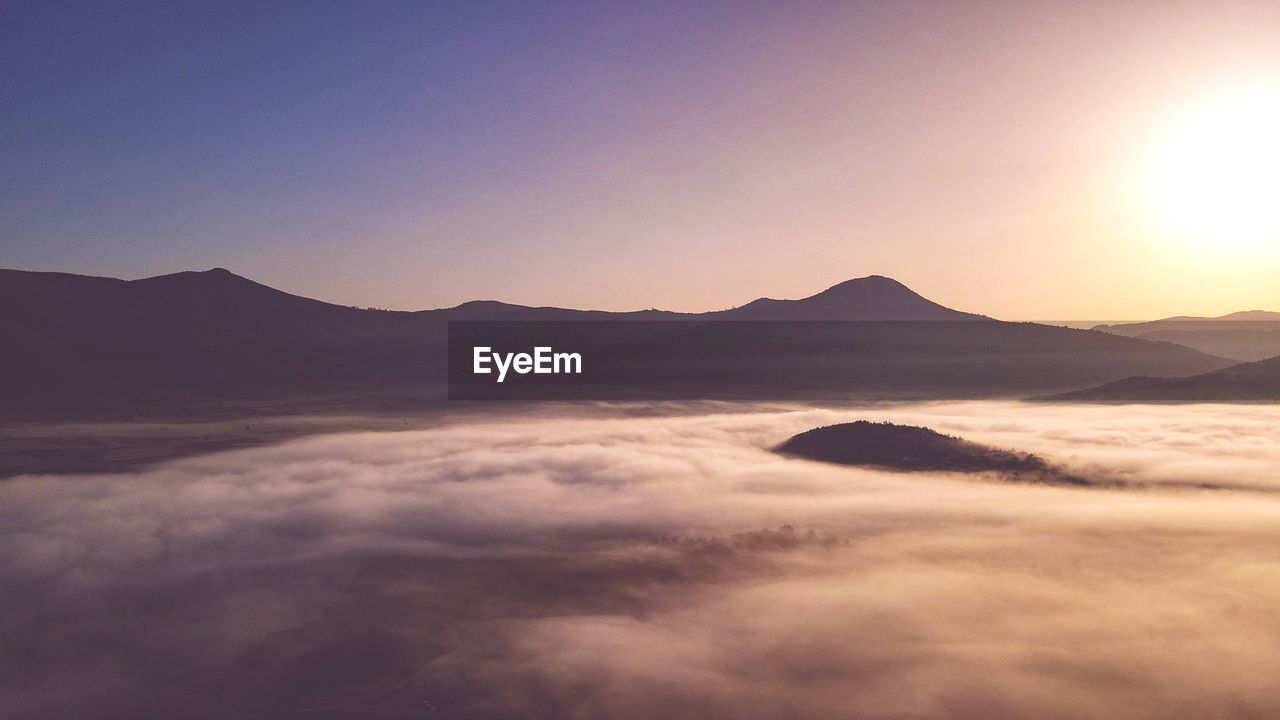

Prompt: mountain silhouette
xmin=0 ymin=267 xmax=1232 ymax=417
xmin=1039 ymin=354 xmax=1280 ymax=402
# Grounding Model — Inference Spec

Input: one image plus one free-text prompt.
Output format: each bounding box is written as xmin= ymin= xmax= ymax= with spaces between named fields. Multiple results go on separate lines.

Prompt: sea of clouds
xmin=4 ymin=401 xmax=1280 ymax=719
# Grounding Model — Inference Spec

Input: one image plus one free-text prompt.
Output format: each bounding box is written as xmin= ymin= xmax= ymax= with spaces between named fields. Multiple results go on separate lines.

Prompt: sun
xmin=1142 ymin=84 xmax=1280 ymax=257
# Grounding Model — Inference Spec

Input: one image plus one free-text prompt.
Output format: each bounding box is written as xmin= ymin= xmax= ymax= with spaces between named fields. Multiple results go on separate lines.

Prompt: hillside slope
xmin=1040 ymin=355 xmax=1280 ymax=403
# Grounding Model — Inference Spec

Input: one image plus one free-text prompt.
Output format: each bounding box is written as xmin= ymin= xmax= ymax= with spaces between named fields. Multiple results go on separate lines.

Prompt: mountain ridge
xmin=2 ymin=267 xmax=979 ymax=321
xmin=419 ymin=272 xmax=985 ymax=320
xmin=0 ymin=266 xmax=1233 ymax=417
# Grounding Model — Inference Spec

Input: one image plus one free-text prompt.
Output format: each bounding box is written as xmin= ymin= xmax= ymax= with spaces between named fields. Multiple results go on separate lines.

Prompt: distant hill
xmin=1145 ymin=310 xmax=1280 ymax=322
xmin=0 ymin=267 xmax=1233 ymax=417
xmin=1094 ymin=312 xmax=1280 ymax=362
xmin=1038 ymin=354 xmax=1280 ymax=403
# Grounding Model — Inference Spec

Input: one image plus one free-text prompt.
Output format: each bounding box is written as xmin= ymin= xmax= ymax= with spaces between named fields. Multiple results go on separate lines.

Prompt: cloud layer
xmin=4 ymin=401 xmax=1280 ymax=718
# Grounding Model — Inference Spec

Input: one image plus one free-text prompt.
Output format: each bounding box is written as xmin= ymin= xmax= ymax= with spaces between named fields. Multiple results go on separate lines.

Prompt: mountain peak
xmin=815 ymin=275 xmax=916 ymax=298
xmin=133 ymin=267 xmax=260 ymax=290
xmin=716 ymin=274 xmax=986 ymax=321
xmin=828 ymin=274 xmax=900 ymax=286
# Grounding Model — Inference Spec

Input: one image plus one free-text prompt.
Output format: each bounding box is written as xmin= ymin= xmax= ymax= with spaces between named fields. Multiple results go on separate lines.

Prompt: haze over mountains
xmin=1094 ymin=312 xmax=1280 ymax=362
xmin=0 ymin=267 xmax=1234 ymax=417
xmin=1150 ymin=310 xmax=1280 ymax=322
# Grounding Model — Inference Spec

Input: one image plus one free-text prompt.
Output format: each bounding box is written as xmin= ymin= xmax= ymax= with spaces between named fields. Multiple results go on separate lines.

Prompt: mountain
xmin=706 ymin=275 xmax=987 ymax=321
xmin=1038 ymin=354 xmax=1280 ymax=403
xmin=1094 ymin=312 xmax=1280 ymax=362
xmin=0 ymin=267 xmax=443 ymax=416
xmin=0 ymin=267 xmax=1233 ymax=417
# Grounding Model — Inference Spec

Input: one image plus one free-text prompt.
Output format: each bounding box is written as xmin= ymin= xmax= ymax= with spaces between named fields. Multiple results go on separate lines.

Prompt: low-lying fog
xmin=4 ymin=402 xmax=1280 ymax=719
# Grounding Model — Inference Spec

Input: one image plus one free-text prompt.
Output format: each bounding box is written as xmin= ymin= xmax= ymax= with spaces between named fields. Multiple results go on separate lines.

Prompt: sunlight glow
xmin=1143 ymin=84 xmax=1280 ymax=257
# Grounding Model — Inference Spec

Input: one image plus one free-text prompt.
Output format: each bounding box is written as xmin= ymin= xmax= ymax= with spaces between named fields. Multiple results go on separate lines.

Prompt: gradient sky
xmin=2 ymin=1 xmax=1278 ymax=319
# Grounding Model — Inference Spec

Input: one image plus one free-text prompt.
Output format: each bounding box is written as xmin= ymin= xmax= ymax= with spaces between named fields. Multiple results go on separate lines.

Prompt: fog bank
xmin=4 ymin=402 xmax=1280 ymax=718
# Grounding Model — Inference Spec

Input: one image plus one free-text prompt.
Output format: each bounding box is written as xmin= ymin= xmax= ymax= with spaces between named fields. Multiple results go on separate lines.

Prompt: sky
xmin=2 ymin=0 xmax=1278 ymax=319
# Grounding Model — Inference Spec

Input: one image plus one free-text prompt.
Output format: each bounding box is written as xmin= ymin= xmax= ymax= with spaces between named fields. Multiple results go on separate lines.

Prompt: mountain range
xmin=0 ymin=267 xmax=1237 ymax=417
xmin=1147 ymin=310 xmax=1280 ymax=322
xmin=419 ymin=273 xmax=986 ymax=321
